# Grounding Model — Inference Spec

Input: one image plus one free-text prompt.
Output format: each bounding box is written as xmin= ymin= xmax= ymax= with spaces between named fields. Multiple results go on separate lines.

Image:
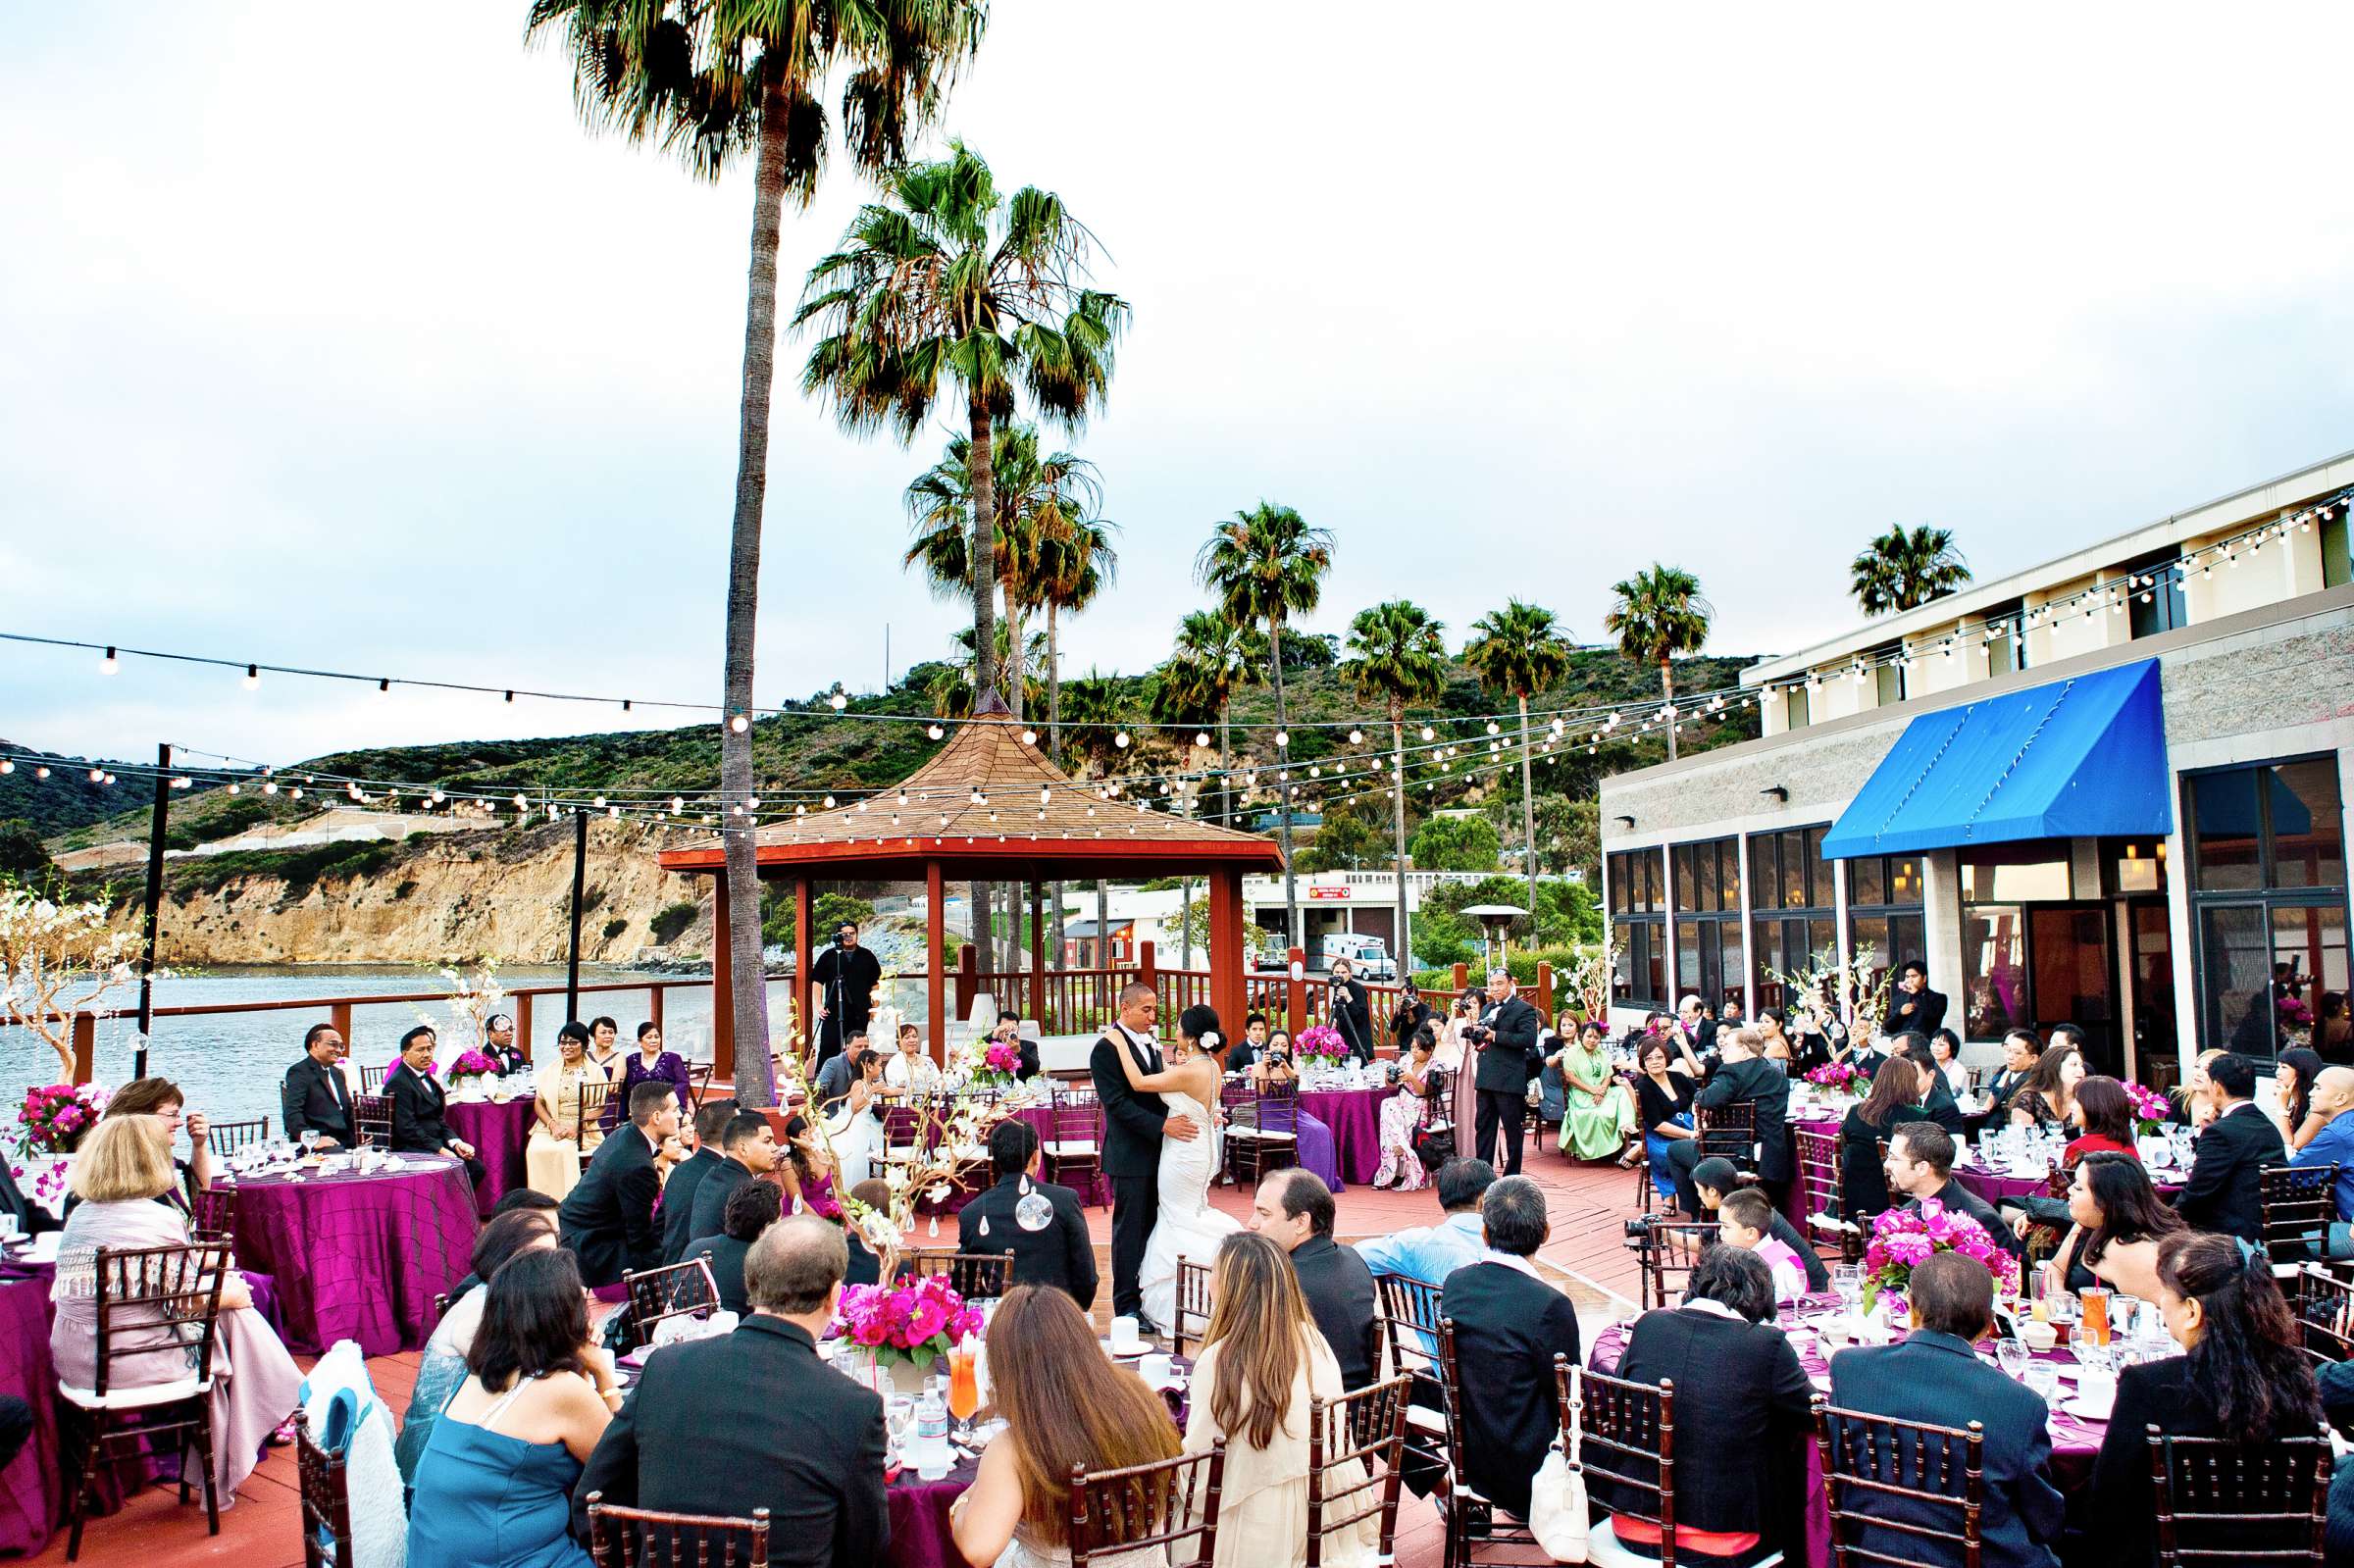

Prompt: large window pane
xmin=1750 ymin=837 xmax=1782 ymax=911
xmin=1673 ymin=848 xmax=1697 ymax=913
xmin=1643 ymin=926 xmax=1664 ymax=1006
xmin=2203 ymin=904 xmax=2276 ymax=1055
xmin=1850 ymin=855 xmax=1885 ymax=908
xmin=1959 ymin=854 xmax=2073 ymax=903
xmin=1608 ymin=852 xmax=1632 ymax=914
xmin=2191 ymin=771 xmax=2263 ymax=891
xmin=1720 ymin=925 xmax=1745 ymax=1007
xmin=2271 ymin=761 xmax=2345 ymax=890
xmin=1889 ymin=858 xmax=1922 ymax=905
xmin=1753 ymin=920 xmax=1787 ymax=1010
xmin=1803 ymin=829 xmax=1833 ymax=909
xmin=1963 ymin=904 xmax=2029 ymax=1039
xmin=2276 ymin=903 xmax=2349 ymax=1036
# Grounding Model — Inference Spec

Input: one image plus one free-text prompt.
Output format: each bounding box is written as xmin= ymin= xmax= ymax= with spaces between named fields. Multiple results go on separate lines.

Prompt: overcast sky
xmin=7 ymin=3 xmax=2354 ymax=770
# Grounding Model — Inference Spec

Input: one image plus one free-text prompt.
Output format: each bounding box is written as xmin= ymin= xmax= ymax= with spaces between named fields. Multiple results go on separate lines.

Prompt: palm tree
xmin=1851 ymin=524 xmax=1972 ymax=616
xmin=1341 ymin=600 xmax=1447 ymax=970
xmin=797 ymin=140 xmax=1128 ymax=714
xmin=1462 ymin=599 xmax=1574 ymax=921
xmin=528 ymin=0 xmax=985 ymax=1109
xmin=1158 ymin=612 xmax=1262 ymax=828
xmin=922 ymin=624 xmax=1048 ymax=719
xmin=1057 ymin=668 xmax=1137 ymax=959
xmin=1196 ymin=503 xmax=1334 ymax=950
xmin=1033 ymin=505 xmax=1116 ymax=961
xmin=1604 ymin=565 xmax=1714 ymax=763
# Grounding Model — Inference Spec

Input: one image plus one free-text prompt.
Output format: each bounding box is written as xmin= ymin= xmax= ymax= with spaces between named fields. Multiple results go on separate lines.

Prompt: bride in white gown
xmin=1115 ymin=1012 xmax=1244 ymax=1332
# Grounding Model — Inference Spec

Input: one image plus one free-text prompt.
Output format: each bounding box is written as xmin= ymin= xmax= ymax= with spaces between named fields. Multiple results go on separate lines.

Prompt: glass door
xmin=2027 ymin=905 xmax=2118 ymax=1075
xmin=2123 ymin=900 xmax=2177 ymax=1092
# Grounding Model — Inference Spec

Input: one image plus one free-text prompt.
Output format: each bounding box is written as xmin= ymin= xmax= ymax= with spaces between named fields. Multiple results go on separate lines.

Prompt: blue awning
xmin=1820 ymin=659 xmax=2172 ymax=859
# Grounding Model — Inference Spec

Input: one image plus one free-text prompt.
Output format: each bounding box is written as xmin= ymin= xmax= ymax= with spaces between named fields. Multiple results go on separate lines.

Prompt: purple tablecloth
xmin=446 ymin=1099 xmax=538 ymax=1216
xmin=1297 ymin=1088 xmax=1384 ymax=1186
xmin=226 ymin=1157 xmax=479 ymax=1355
xmin=886 ymin=1458 xmax=978 ymax=1568
xmin=0 ymin=1265 xmax=59 ymax=1559
xmin=1592 ymin=1294 xmax=2107 ymax=1568
xmin=1953 ymin=1154 xmax=2184 ymax=1206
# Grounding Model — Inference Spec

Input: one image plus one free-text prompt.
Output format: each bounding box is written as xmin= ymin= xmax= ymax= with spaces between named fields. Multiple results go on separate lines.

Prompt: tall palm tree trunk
xmin=1660 ymin=660 xmax=1678 ymax=762
xmin=1517 ymin=691 xmax=1540 ymax=929
xmin=965 ymin=399 xmax=998 ymax=983
xmin=1268 ymin=620 xmax=1300 ymax=951
xmin=1048 ymin=602 xmax=1063 ymax=969
xmin=1389 ymin=706 xmax=1410 ymax=974
xmin=719 ymin=78 xmax=791 ymax=1109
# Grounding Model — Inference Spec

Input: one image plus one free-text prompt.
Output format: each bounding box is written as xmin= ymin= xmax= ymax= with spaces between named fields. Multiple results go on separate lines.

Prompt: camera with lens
xmin=1622 ymin=1215 xmax=1656 ymax=1240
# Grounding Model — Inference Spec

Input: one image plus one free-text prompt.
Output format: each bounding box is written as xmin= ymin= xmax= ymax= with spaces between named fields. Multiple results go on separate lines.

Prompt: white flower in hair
xmin=1202 ymin=1032 xmax=1221 ymax=1049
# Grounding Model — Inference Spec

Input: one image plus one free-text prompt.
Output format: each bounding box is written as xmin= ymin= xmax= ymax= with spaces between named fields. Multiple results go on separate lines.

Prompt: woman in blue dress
xmin=407 ymin=1247 xmax=620 ymax=1568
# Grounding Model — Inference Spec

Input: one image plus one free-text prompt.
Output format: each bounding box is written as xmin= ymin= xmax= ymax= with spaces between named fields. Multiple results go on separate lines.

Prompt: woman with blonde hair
xmin=949 ymin=1286 xmax=1183 ymax=1567
xmin=50 ymin=1115 xmax=304 ymax=1502
xmin=1184 ymin=1232 xmax=1376 ymax=1567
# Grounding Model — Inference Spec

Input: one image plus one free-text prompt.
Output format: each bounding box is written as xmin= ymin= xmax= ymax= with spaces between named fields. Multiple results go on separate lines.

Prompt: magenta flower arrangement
xmin=2280 ymin=995 xmax=2316 ymax=1028
xmin=1294 ymin=1024 xmax=1347 ymax=1063
xmin=2124 ymin=1082 xmax=2172 ymax=1136
xmin=1805 ymin=1061 xmax=1867 ymax=1095
xmin=16 ymin=1083 xmax=108 ymax=1158
xmin=1861 ymin=1200 xmax=2016 ymax=1311
xmin=449 ymin=1049 xmax=499 ymax=1079
xmin=971 ymin=1038 xmax=1024 ymax=1085
xmin=831 ymin=1275 xmax=985 ymax=1368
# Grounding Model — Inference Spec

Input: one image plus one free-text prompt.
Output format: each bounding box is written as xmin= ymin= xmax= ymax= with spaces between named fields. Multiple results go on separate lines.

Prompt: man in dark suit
xmin=1669 ymin=1026 xmax=1792 ymax=1217
xmin=1886 ymin=959 xmax=1949 ymax=1039
xmin=661 ymin=1098 xmax=741 ymax=1264
xmin=1437 ymin=1175 xmax=1582 ymax=1520
xmin=687 ymin=1110 xmax=781 ymax=1243
xmin=1328 ymin=958 xmax=1375 ymax=1066
xmin=1828 ymin=1252 xmax=2065 ymax=1567
xmin=1884 ymin=1122 xmax=2011 ymax=1246
xmin=681 ymin=1173 xmax=785 ymax=1316
xmin=281 ymin=1021 xmax=355 ymax=1148
xmin=1091 ymin=983 xmax=1201 ymax=1330
xmin=1253 ymin=1169 xmax=1379 ymax=1390
xmin=386 ymin=1026 xmax=486 ymax=1184
xmin=1228 ymin=1013 xmax=1268 ymax=1077
xmin=2175 ymin=1050 xmax=2286 ymax=1242
xmin=1892 ymin=1035 xmax=1970 ymax=1136
xmin=958 ymin=1119 xmax=1097 ymax=1310
xmin=1984 ymin=1028 xmax=2044 ymax=1109
xmin=1676 ymin=993 xmax=1719 ymax=1066
xmin=559 ymin=1081 xmax=683 ymax=1288
xmin=1471 ymin=969 xmax=1544 ymax=1175
xmin=575 ymin=1216 xmax=888 ymax=1568
xmin=809 ymin=920 xmax=884 ymax=1073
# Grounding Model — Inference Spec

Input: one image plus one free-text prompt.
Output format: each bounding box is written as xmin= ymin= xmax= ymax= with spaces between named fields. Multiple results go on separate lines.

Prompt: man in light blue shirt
xmin=1355 ymin=1157 xmax=1498 ymax=1346
xmin=2290 ymin=1066 xmax=2354 ymax=1256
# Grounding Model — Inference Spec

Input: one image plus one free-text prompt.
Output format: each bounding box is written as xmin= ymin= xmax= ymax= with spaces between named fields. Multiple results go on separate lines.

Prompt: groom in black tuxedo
xmin=1090 ymin=981 xmax=1203 ymax=1330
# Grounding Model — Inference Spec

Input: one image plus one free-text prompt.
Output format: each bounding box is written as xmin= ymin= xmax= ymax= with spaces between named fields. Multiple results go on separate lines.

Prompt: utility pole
xmin=565 ymin=808 xmax=588 ymax=1023
xmin=133 ymin=742 xmax=171 ymax=1079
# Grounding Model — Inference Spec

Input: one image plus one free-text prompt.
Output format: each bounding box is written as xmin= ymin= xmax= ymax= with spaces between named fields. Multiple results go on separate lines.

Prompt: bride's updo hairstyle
xmin=1178 ymin=1004 xmax=1223 ymax=1051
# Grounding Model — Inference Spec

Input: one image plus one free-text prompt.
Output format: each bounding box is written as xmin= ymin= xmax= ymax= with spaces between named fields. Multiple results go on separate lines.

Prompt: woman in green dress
xmin=1556 ymin=1019 xmax=1637 ymax=1162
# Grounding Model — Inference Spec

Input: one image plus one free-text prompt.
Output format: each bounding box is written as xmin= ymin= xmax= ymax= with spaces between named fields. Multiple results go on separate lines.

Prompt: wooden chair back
xmin=584 ymin=1492 xmax=770 ymax=1568
xmin=2291 ymin=1265 xmax=2354 ymax=1363
xmin=2147 ymin=1429 xmax=2330 ymax=1565
xmin=1636 ymin=1219 xmax=1719 ymax=1312
xmin=187 ymin=1187 xmax=236 ymax=1245
xmin=1375 ymin=1273 xmax=1445 ymax=1383
xmin=206 ymin=1117 xmax=269 ymax=1155
xmin=1793 ymin=1125 xmax=1843 ymax=1224
xmin=1305 ymin=1375 xmax=1411 ymax=1568
xmin=1041 ymin=1085 xmax=1104 ymax=1201
xmin=1562 ymin=1362 xmax=1678 ymax=1555
xmin=1171 ymin=1258 xmax=1214 ymax=1357
xmin=1696 ymin=1099 xmax=1757 ymax=1171
xmin=2260 ymin=1163 xmax=2338 ymax=1265
xmin=1432 ymin=1322 xmax=1545 ymax=1560
xmin=623 ymin=1257 xmax=720 ymax=1342
xmin=293 ymin=1409 xmax=355 ymax=1568
xmin=85 ymin=1241 xmax=230 ymax=1398
xmin=578 ymin=1078 xmax=615 ymax=1143
xmin=901 ymin=1249 xmax=1012 ymax=1300
xmin=1067 ymin=1444 xmax=1226 ymax=1568
xmin=358 ymin=1064 xmax=386 ymax=1093
xmin=1255 ymin=1078 xmax=1303 ymax=1136
xmin=1814 ymin=1396 xmax=1985 ymax=1567
xmin=352 ymin=1094 xmax=392 ymax=1149
xmin=685 ymin=1063 xmax=716 ymax=1106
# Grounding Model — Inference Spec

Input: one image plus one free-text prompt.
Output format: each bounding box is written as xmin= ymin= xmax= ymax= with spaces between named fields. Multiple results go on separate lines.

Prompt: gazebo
xmin=655 ymin=700 xmax=1285 ymax=1076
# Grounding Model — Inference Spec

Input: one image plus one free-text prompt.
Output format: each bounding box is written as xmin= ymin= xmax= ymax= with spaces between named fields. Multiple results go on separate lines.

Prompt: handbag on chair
xmin=1527 ymin=1362 xmax=1590 ymax=1562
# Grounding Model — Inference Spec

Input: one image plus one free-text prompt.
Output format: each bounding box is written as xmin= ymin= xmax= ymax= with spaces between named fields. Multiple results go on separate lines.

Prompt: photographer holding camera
xmin=1328 ymin=957 xmax=1375 ymax=1066
xmin=1470 ymin=968 xmax=1544 ymax=1175
xmin=808 ymin=921 xmax=883 ymax=1072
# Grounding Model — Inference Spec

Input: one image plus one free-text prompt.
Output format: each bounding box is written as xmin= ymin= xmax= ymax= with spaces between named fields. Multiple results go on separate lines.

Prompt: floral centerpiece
xmin=962 ymin=1035 xmax=1025 ymax=1088
xmin=15 ymin=1083 xmax=108 ymax=1211
xmin=2281 ymin=994 xmax=2316 ymax=1048
xmin=447 ymin=1049 xmax=500 ymax=1098
xmin=1805 ymin=1061 xmax=1868 ymax=1097
xmin=832 ymin=1275 xmax=985 ymax=1391
xmin=1860 ymin=1200 xmax=2017 ymax=1313
xmin=1294 ymin=1024 xmax=1348 ymax=1065
xmin=2125 ymin=1082 xmax=2172 ymax=1138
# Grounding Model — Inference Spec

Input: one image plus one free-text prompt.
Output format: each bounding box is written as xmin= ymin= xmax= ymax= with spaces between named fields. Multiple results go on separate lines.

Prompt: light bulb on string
xmin=1195 ymin=732 xmax=1210 ymax=747
xmin=1114 ymin=731 xmax=1130 ymax=749
xmin=242 ymin=664 xmax=260 ymax=689
xmin=823 ymin=794 xmax=836 ymax=809
xmin=1021 ymin=728 xmax=1037 ymax=745
xmin=100 ymin=646 xmax=118 ymax=675
xmin=1486 ymin=721 xmax=1500 ymax=735
xmin=1419 ymin=726 xmax=1434 ymax=741
xmin=828 ymin=685 xmax=847 ymax=711
xmin=1349 ymin=729 xmax=1363 ymax=744
xmin=730 ymin=714 xmax=749 ymax=733
xmin=87 ymin=768 xmax=103 ymax=783
xmin=927 ymin=724 xmax=944 ymax=740
xmin=1274 ymin=731 xmax=1289 ymax=747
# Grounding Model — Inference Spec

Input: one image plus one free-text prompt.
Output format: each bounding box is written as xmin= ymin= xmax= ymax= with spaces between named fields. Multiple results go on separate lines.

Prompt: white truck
xmin=1317 ymin=933 xmax=1398 ymax=980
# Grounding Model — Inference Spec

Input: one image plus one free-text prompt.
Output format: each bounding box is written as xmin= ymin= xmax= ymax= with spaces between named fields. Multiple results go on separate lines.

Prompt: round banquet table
xmin=0 ymin=1262 xmax=59 ymax=1558
xmin=445 ymin=1097 xmax=538 ymax=1216
xmin=225 ymin=1153 xmax=478 ymax=1355
xmin=1591 ymin=1292 xmax=2113 ymax=1568
xmin=1952 ymin=1150 xmax=2185 ymax=1206
xmin=1296 ymin=1087 xmax=1386 ymax=1187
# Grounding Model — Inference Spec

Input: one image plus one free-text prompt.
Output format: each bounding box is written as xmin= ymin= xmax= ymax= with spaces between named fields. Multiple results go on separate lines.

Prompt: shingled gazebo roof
xmin=655 ymin=704 xmax=1285 ymax=881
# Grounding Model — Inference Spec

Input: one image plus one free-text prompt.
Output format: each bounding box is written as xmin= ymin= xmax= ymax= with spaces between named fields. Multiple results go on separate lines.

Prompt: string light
xmin=100 ymin=646 xmax=118 ymax=675
xmin=242 ymin=664 xmax=260 ymax=689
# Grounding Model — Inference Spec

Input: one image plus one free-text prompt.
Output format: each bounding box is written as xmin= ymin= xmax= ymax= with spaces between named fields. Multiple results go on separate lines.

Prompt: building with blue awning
xmin=1599 ymin=448 xmax=2354 ymax=1094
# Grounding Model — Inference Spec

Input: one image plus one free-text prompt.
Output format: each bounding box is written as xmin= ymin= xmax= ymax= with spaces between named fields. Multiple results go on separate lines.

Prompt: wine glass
xmin=1995 ymin=1338 xmax=2030 ymax=1382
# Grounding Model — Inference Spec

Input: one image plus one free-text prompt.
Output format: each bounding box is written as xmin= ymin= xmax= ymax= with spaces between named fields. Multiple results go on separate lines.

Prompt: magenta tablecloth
xmin=1297 ymin=1088 xmax=1384 ymax=1186
xmin=226 ymin=1157 xmax=478 ymax=1355
xmin=1592 ymin=1296 xmax=2106 ymax=1568
xmin=0 ymin=1265 xmax=59 ymax=1559
xmin=446 ymin=1099 xmax=537 ymax=1216
xmin=1953 ymin=1155 xmax=2183 ymax=1206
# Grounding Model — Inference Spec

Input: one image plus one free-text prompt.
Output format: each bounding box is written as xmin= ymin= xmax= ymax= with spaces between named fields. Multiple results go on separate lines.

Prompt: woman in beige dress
xmin=1183 ymin=1232 xmax=1377 ymax=1568
xmin=525 ymin=1021 xmax=608 ymax=1199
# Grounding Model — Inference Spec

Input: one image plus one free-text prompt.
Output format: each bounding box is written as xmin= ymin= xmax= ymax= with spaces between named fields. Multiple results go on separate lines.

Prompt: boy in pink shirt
xmin=1718 ymin=1187 xmax=1809 ymax=1304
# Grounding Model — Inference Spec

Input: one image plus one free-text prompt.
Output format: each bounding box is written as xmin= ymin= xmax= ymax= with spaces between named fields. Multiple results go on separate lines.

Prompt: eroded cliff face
xmin=136 ymin=820 xmax=713 ymax=966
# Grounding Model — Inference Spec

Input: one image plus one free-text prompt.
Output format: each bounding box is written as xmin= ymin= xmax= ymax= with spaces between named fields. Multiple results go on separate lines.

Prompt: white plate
xmin=2064 ymin=1394 xmax=2115 ymax=1420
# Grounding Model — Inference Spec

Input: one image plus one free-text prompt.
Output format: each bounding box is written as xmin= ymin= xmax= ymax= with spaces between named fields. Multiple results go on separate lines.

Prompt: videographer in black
xmin=809 ymin=920 xmax=883 ymax=1073
xmin=1328 ymin=956 xmax=1375 ymax=1066
xmin=1470 ymin=967 xmax=1544 ymax=1175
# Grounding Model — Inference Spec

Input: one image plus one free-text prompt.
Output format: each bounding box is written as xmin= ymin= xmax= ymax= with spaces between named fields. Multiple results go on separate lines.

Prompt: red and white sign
xmin=1305 ymin=885 xmax=1350 ymax=901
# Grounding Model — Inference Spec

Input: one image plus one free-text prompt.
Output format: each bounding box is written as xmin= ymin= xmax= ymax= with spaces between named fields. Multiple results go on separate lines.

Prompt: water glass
xmin=1995 ymin=1338 xmax=2030 ymax=1382
xmin=0 ymin=1214 xmax=19 ymax=1246
xmin=1832 ymin=1263 xmax=1864 ymax=1316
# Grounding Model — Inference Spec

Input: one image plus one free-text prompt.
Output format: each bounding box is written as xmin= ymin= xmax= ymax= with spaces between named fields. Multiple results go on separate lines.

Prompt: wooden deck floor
xmin=23 ymin=1150 xmax=1646 ymax=1568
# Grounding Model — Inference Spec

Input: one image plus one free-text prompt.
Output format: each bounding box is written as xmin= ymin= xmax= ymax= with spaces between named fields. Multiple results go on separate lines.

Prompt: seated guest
xmin=2290 ymin=1066 xmax=2354 ymax=1256
xmin=526 ymin=1022 xmax=609 ymax=1200
xmin=1689 ymin=1156 xmax=1830 ymax=1292
xmin=1356 ymin=1157 xmax=1497 ymax=1291
xmin=1827 ymin=1253 xmax=2065 ymax=1568
xmin=586 ymin=1014 xmax=624 ymax=1080
xmin=616 ymin=1022 xmax=694 ymax=1118
xmin=1928 ymin=1028 xmax=1971 ymax=1098
xmin=482 ymin=1012 xmax=530 ymax=1075
xmin=387 ymin=1026 xmax=486 ymax=1183
xmin=950 ymin=1285 xmax=1181 ymax=1568
xmin=683 ymin=1176 xmax=784 ymax=1317
xmin=2090 ymin=1231 xmax=2324 ymax=1566
xmin=1984 ymin=1029 xmax=2043 ymax=1108
xmin=1250 ymin=1169 xmax=1378 ymax=1390
xmin=281 ymin=1020 xmax=355 ymax=1148
xmin=445 ymin=1189 xmax=560 ymax=1296
xmin=1229 ymin=1012 xmax=1269 ymax=1077
xmin=2175 ymin=1050 xmax=2287 ymax=1242
xmin=812 ymin=1033 xmax=873 ymax=1112
xmin=1630 ymin=1036 xmax=1701 ymax=1205
xmin=1717 ymin=1188 xmax=1808 ymax=1303
xmin=1892 ymin=1035 xmax=1969 ymax=1136
xmin=2277 ymin=1046 xmax=2328 ymax=1150
xmin=409 ymin=1248 xmax=618 ymax=1568
xmin=398 ymin=1206 xmax=561 ymax=1492
xmin=577 ymin=1217 xmax=890 ymax=1568
xmin=2005 ymin=1046 xmax=2082 ymax=1130
xmin=843 ymin=1177 xmax=894 ymax=1287
xmin=687 ymin=1109 xmax=782 ymax=1242
xmin=557 ymin=1083 xmax=682 ymax=1288
xmin=1437 ymin=1176 xmax=1583 ymax=1522
xmin=957 ymin=1119 xmax=1097 ymax=1310
xmin=1884 ymin=1122 xmax=2009 ymax=1247
xmin=1607 ymin=1246 xmax=1809 ymax=1563
xmin=1839 ymin=1057 xmax=1922 ymax=1223
xmin=2041 ymin=1150 xmax=2184 ymax=1301
xmin=66 ymin=1075 xmax=212 ymax=1218
xmin=1670 ymin=1026 xmax=1793 ymax=1219
xmin=1181 ymin=1232 xmax=1377 ymax=1568
xmin=51 ymin=1116 xmax=303 ymax=1501
xmin=2063 ymin=1075 xmax=2140 ymax=1163
xmin=661 ymin=1099 xmax=742 ymax=1264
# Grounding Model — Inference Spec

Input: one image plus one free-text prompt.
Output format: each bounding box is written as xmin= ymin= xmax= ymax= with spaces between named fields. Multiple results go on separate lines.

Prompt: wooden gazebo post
xmin=925 ymin=860 xmax=947 ymax=1066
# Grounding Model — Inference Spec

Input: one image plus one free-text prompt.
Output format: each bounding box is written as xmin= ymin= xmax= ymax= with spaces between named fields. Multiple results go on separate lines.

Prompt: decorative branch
xmin=0 ymin=882 xmax=141 ymax=1081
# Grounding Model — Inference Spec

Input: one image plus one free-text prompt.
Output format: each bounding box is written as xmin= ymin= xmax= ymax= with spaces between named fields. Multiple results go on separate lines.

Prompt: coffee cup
xmin=2075 ymin=1367 xmax=2118 ymax=1412
xmin=1109 ymin=1316 xmax=1144 ymax=1354
xmin=2019 ymin=1319 xmax=2058 ymax=1353
xmin=1140 ymin=1351 xmax=1173 ymax=1386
